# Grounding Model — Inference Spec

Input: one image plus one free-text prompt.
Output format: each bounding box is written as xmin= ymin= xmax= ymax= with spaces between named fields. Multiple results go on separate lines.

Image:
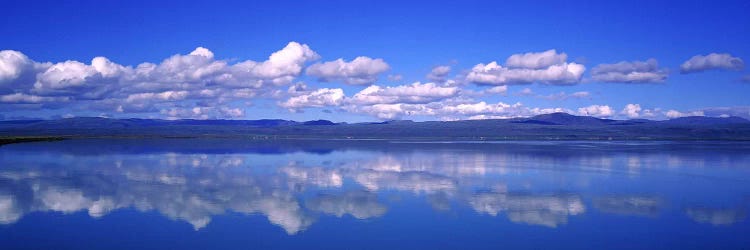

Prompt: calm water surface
xmin=0 ymin=139 xmax=749 ymax=249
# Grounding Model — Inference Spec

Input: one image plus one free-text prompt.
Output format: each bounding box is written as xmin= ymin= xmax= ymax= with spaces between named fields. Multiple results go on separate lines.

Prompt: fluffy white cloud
xmin=0 ymin=50 xmax=36 ymax=84
xmin=484 ymin=86 xmax=508 ymax=95
xmin=577 ymin=105 xmax=613 ymax=117
xmin=305 ymin=56 xmax=389 ymax=85
xmin=591 ymin=59 xmax=668 ymax=83
xmin=466 ymin=50 xmax=585 ymax=85
xmin=680 ymin=53 xmax=744 ymax=73
xmin=0 ymin=42 xmax=322 ymax=118
xmin=349 ymin=82 xmax=459 ymax=105
xmin=505 ymin=49 xmax=568 ymax=69
xmin=621 ymin=104 xmax=642 ymax=118
xmin=665 ymin=109 xmax=704 ymax=118
xmin=426 ymin=65 xmax=451 ymax=83
xmin=157 ymin=106 xmax=244 ymax=120
xmin=343 ymin=98 xmax=572 ymax=120
xmin=280 ymin=88 xmax=345 ymax=111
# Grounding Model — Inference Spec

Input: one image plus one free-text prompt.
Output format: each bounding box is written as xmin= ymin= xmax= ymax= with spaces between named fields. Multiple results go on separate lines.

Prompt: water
xmin=0 ymin=139 xmax=749 ymax=249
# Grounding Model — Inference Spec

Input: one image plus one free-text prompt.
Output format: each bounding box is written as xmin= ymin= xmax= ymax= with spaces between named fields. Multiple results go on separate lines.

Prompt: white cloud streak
xmin=680 ymin=53 xmax=744 ymax=73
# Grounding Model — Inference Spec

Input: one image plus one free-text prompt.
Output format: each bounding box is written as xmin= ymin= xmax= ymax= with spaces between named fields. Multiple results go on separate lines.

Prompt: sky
xmin=1 ymin=0 xmax=749 ymax=122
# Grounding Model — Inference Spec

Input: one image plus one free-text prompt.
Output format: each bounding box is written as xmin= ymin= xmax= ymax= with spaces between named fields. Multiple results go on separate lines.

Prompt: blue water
xmin=0 ymin=139 xmax=749 ymax=249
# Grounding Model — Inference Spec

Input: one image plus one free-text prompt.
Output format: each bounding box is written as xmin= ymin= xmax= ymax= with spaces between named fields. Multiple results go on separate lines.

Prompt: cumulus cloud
xmin=680 ymin=53 xmax=744 ymax=73
xmin=0 ymin=50 xmax=39 ymax=88
xmin=621 ymin=104 xmax=642 ymax=118
xmin=483 ymin=86 xmax=508 ymax=95
xmin=0 ymin=42 xmax=321 ymax=119
xmin=591 ymin=59 xmax=668 ymax=83
xmin=426 ymin=65 xmax=451 ymax=83
xmin=665 ymin=109 xmax=704 ymax=118
xmin=466 ymin=50 xmax=585 ymax=85
xmin=279 ymin=88 xmax=345 ymax=111
xmin=577 ymin=105 xmax=614 ymax=117
xmin=343 ymin=99 xmax=570 ymax=120
xmin=348 ymin=82 xmax=459 ymax=105
xmin=505 ymin=49 xmax=568 ymax=69
xmin=305 ymin=56 xmax=390 ymax=85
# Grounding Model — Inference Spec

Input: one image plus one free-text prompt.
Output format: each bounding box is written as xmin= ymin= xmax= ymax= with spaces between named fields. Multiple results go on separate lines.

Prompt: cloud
xmin=517 ymin=88 xmax=534 ymax=96
xmin=0 ymin=93 xmax=70 ymax=104
xmin=680 ymin=53 xmax=744 ymax=73
xmin=466 ymin=50 xmax=585 ymax=85
xmin=280 ymin=88 xmax=345 ymax=111
xmin=483 ymin=86 xmax=508 ymax=95
xmin=305 ymin=56 xmax=390 ymax=85
xmin=348 ymin=82 xmax=459 ymax=105
xmin=0 ymin=50 xmax=40 ymax=89
xmin=0 ymin=42 xmax=321 ymax=119
xmin=539 ymin=91 xmax=590 ymax=100
xmin=665 ymin=109 xmax=704 ymax=118
xmin=621 ymin=104 xmax=642 ymax=118
xmin=505 ymin=49 xmax=568 ymax=69
xmin=343 ymin=98 xmax=570 ymax=120
xmin=700 ymin=106 xmax=750 ymax=119
xmin=577 ymin=105 xmax=614 ymax=117
xmin=591 ymin=59 xmax=668 ymax=83
xmin=426 ymin=65 xmax=451 ymax=83
xmin=387 ymin=74 xmax=402 ymax=82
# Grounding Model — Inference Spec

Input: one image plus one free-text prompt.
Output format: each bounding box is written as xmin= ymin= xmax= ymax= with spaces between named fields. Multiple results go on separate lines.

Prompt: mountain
xmin=513 ymin=112 xmax=615 ymax=126
xmin=657 ymin=116 xmax=750 ymax=126
xmin=1 ymin=115 xmax=749 ymax=140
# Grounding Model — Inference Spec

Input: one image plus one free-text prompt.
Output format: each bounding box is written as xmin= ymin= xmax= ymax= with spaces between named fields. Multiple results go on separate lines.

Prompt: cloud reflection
xmin=468 ymin=192 xmax=585 ymax=227
xmin=685 ymin=207 xmax=747 ymax=226
xmin=593 ymin=196 xmax=663 ymax=217
xmin=1 ymin=140 xmax=748 ymax=234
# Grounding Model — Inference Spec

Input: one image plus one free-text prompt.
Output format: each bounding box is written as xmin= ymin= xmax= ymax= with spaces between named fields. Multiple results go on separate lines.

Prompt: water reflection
xmin=468 ymin=192 xmax=585 ymax=227
xmin=0 ymin=139 xmax=749 ymax=235
xmin=685 ymin=207 xmax=747 ymax=226
xmin=593 ymin=196 xmax=664 ymax=217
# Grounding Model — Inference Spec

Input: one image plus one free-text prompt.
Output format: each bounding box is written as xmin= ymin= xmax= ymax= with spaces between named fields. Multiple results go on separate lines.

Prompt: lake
xmin=1 ymin=139 xmax=749 ymax=249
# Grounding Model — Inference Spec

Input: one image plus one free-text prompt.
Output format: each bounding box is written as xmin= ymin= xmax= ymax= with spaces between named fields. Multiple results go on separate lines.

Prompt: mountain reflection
xmin=0 ymin=140 xmax=748 ymax=234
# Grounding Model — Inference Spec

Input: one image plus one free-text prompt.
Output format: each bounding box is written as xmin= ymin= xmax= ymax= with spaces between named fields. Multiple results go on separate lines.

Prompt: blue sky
xmin=1 ymin=0 xmax=749 ymax=121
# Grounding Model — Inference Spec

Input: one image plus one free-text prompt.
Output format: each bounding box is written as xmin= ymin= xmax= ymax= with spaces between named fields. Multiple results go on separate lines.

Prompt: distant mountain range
xmin=2 ymin=113 xmax=750 ymax=140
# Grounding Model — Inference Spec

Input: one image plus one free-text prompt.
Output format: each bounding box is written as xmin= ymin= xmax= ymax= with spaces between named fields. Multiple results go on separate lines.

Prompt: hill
xmin=1 ymin=113 xmax=749 ymax=140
